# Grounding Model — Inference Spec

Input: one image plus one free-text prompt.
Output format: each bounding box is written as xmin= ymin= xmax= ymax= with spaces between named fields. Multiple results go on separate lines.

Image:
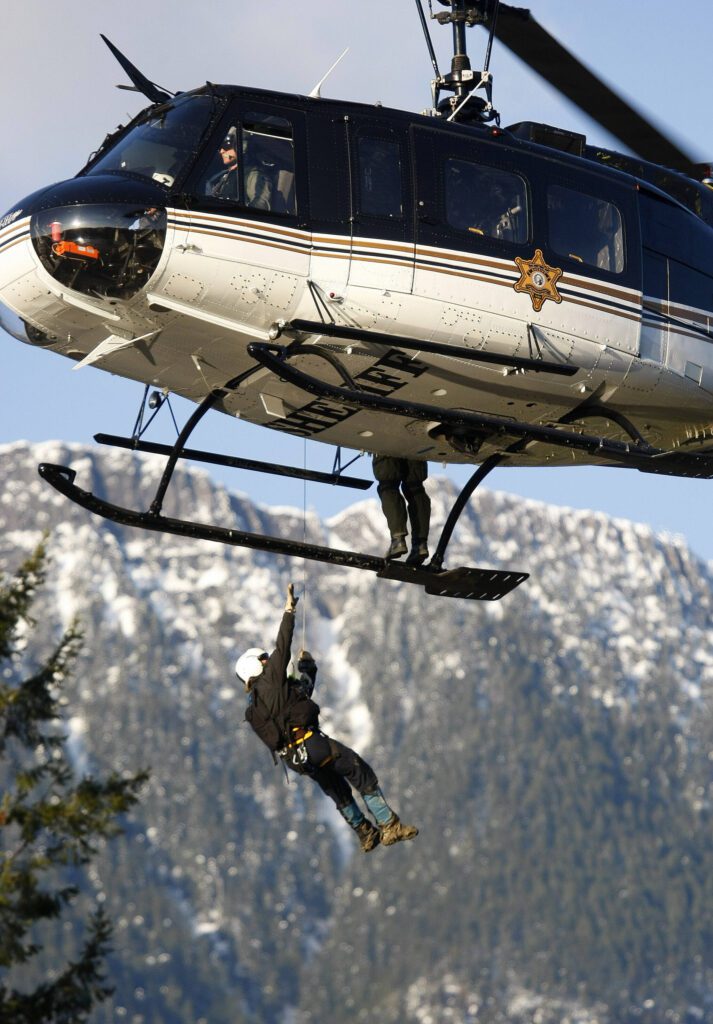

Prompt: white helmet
xmin=235 ymin=647 xmax=268 ymax=683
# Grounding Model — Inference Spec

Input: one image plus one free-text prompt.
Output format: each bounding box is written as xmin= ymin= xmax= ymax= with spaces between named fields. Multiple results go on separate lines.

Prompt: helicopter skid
xmin=37 ymin=462 xmax=528 ymax=602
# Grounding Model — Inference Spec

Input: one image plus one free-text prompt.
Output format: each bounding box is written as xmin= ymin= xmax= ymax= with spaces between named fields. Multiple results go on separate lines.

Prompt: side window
xmin=548 ymin=185 xmax=624 ymax=273
xmin=357 ymin=137 xmax=403 ymax=218
xmin=243 ymin=113 xmax=296 ymax=214
xmin=445 ymin=159 xmax=528 ymax=243
xmin=197 ymin=113 xmax=296 ymax=214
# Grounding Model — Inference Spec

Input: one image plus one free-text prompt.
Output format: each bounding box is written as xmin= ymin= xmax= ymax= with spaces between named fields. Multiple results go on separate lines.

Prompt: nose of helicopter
xmin=0 ymin=175 xmax=168 ymax=311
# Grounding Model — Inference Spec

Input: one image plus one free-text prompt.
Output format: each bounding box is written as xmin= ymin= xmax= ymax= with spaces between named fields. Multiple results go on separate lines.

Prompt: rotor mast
xmin=446 ymin=0 xmax=472 ymax=100
xmin=419 ymin=0 xmax=500 ymax=123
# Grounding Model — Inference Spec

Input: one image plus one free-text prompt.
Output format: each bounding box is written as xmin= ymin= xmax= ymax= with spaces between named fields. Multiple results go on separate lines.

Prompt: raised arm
xmin=270 ymin=583 xmax=298 ymax=683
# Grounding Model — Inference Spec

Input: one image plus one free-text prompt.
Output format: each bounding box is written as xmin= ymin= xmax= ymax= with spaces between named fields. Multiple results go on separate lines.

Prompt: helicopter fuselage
xmin=3 ymin=83 xmax=713 ymax=470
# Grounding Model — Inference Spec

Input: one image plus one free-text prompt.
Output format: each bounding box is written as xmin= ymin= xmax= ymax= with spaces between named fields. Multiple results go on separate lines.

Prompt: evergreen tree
xmin=0 ymin=541 xmax=148 ymax=1023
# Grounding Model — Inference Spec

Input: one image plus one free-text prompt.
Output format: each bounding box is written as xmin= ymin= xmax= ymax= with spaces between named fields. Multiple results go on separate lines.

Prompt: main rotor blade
xmin=490 ymin=4 xmax=697 ymax=175
xmin=100 ymin=34 xmax=172 ymax=105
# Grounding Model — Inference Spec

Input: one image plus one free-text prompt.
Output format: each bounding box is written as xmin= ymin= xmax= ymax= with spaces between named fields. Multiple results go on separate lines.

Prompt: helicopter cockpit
xmin=28 ymin=93 xmax=218 ymax=301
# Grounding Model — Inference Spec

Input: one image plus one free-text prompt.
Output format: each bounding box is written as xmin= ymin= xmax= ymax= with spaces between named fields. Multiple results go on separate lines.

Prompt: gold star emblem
xmin=513 ymin=249 xmax=563 ymax=312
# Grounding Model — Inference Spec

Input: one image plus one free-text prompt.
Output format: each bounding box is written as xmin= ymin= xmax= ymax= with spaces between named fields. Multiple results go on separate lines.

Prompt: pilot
xmin=208 ymin=129 xmax=274 ymax=211
xmin=209 ymin=129 xmax=240 ymax=200
xmin=372 ymin=455 xmax=431 ymax=564
xmin=237 ymin=583 xmax=418 ymax=853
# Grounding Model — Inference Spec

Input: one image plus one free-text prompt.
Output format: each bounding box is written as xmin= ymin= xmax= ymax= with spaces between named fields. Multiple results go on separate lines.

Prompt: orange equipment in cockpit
xmin=52 ymin=240 xmax=100 ymax=259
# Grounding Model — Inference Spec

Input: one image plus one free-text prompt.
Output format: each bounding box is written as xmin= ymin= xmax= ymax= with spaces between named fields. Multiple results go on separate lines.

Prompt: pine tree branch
xmin=0 ymin=542 xmax=148 ymax=1018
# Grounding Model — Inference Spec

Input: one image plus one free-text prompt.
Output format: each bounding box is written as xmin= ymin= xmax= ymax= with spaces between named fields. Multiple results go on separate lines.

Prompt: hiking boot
xmin=355 ymin=819 xmax=380 ymax=853
xmin=406 ymin=540 xmax=429 ymax=566
xmin=385 ymin=535 xmax=407 ymax=560
xmin=379 ymin=814 xmax=418 ymax=846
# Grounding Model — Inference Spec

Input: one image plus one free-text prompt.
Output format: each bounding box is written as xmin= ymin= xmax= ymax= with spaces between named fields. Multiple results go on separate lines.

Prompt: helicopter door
xmin=411 ymin=126 xmax=533 ymax=309
xmin=172 ymin=104 xmax=310 ymax=337
xmin=345 ymin=120 xmax=415 ymax=295
xmin=541 ymin=175 xmax=641 ymax=356
xmin=639 ymin=189 xmax=713 ymax=390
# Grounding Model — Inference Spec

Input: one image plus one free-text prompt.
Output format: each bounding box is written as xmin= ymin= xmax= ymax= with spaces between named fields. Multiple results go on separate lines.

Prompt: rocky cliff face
xmin=2 ymin=441 xmax=712 ymax=1024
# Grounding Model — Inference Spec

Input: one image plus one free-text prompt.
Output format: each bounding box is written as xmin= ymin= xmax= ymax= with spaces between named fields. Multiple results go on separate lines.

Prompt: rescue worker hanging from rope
xmin=236 ymin=583 xmax=418 ymax=853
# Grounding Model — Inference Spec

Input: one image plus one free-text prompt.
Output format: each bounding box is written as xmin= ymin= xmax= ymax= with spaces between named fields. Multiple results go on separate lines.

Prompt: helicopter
xmin=1 ymin=0 xmax=713 ymax=601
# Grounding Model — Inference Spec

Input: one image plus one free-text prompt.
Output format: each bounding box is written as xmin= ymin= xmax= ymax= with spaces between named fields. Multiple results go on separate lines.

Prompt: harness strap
xmin=281 ymin=728 xmax=314 ymax=752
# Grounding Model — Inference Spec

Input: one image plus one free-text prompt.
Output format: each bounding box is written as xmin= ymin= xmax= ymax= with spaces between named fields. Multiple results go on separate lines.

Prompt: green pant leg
xmin=373 ymin=455 xmax=408 ymax=537
xmin=402 ymin=460 xmax=431 ymax=541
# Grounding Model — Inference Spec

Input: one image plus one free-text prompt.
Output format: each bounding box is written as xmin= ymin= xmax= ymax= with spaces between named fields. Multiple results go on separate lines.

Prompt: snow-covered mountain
xmin=2 ymin=441 xmax=712 ymax=1024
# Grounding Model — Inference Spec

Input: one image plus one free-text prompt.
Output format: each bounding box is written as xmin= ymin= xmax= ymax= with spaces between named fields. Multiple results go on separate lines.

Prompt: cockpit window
xmin=86 ymin=95 xmax=216 ymax=189
xmin=547 ymin=185 xmax=624 ymax=273
xmin=445 ymin=159 xmax=528 ymax=243
xmin=199 ymin=112 xmax=296 ymax=214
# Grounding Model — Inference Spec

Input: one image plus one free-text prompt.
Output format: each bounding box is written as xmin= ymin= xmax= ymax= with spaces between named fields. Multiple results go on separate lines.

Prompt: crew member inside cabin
xmin=208 ymin=126 xmax=274 ymax=210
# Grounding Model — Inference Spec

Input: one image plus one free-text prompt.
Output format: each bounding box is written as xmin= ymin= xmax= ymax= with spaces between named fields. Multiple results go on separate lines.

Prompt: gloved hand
xmin=298 ymin=649 xmax=316 ymax=670
xmin=285 ymin=582 xmax=299 ymax=613
xmin=296 ymin=648 xmax=317 ymax=696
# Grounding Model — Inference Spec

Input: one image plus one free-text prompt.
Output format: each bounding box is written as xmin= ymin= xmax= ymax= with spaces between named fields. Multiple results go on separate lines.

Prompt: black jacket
xmin=245 ymin=610 xmax=320 ymax=754
xmin=252 ymin=610 xmax=295 ymax=723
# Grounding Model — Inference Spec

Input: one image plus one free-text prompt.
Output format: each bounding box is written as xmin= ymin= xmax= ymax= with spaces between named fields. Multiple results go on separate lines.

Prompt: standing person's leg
xmin=373 ymin=455 xmax=408 ymax=559
xmin=401 ymin=460 xmax=431 ymax=565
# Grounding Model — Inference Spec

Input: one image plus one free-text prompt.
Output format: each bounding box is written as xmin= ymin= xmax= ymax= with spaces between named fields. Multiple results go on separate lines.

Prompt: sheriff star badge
xmin=513 ymin=249 xmax=563 ymax=312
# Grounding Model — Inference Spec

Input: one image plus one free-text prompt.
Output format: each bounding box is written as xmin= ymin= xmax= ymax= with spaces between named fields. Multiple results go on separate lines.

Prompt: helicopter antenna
xmin=308 ymin=48 xmax=349 ymax=99
xmin=101 ymin=35 xmax=174 ymax=104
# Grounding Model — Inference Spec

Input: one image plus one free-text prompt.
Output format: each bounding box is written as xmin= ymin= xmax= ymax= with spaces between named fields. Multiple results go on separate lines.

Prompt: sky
xmin=2 ymin=0 xmax=712 ymax=563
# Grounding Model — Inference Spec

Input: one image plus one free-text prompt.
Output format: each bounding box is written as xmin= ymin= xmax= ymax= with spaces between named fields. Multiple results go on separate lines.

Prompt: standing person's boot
xmin=339 ymin=798 xmax=380 ymax=853
xmin=362 ymin=786 xmax=418 ymax=846
xmin=406 ymin=538 xmax=429 ymax=565
xmin=385 ymin=534 xmax=407 ymax=560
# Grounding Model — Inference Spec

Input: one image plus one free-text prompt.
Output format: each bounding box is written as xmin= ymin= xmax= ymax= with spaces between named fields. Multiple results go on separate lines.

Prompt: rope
xmin=301 ymin=436 xmax=308 ymax=652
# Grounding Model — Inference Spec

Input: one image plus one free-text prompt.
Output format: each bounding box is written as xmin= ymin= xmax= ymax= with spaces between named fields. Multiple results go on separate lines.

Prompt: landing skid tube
xmin=37 ymin=463 xmax=528 ymax=602
xmin=94 ymin=434 xmax=373 ymax=490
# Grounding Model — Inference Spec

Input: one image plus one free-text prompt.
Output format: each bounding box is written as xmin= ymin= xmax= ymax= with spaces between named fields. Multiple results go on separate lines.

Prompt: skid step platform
xmin=378 ymin=561 xmax=528 ymax=601
xmin=38 ymin=463 xmax=528 ymax=602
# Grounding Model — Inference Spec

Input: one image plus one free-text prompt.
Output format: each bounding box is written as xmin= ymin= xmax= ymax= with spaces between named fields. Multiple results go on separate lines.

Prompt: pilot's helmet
xmin=220 ymin=128 xmax=238 ymax=152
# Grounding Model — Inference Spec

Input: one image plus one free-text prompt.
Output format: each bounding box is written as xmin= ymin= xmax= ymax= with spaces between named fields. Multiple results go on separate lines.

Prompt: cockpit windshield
xmin=85 ymin=94 xmax=216 ymax=189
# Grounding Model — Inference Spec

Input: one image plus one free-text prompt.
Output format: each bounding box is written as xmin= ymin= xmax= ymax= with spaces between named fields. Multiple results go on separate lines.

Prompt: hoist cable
xmin=301 ymin=436 xmax=308 ymax=653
